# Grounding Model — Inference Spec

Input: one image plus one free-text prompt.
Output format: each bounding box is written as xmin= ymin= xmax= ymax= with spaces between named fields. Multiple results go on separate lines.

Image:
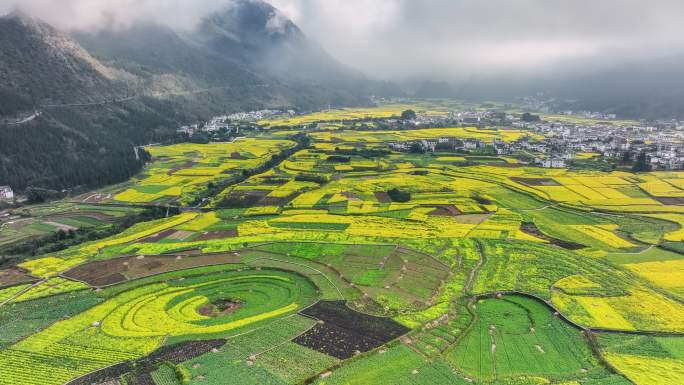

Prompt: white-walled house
xmin=0 ymin=186 xmax=13 ymax=201
xmin=542 ymin=158 xmax=566 ymax=168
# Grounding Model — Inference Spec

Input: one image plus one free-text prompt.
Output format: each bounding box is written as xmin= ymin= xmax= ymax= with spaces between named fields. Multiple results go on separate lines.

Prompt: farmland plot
xmin=447 ymin=295 xmax=625 ymax=384
xmin=4 ymin=110 xmax=684 ymax=385
xmin=0 ymin=268 xmax=318 ymax=385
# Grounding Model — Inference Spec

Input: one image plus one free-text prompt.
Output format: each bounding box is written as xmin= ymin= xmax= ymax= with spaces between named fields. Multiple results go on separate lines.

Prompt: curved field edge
xmin=0 ymin=267 xmax=319 ymax=385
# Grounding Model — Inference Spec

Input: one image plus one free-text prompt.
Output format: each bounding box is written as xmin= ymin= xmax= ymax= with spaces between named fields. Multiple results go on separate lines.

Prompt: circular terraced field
xmin=99 ymin=269 xmax=319 ymax=338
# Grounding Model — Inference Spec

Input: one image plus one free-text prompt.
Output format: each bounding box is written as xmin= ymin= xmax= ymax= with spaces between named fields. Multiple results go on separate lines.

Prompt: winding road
xmin=3 ymin=111 xmax=41 ymax=126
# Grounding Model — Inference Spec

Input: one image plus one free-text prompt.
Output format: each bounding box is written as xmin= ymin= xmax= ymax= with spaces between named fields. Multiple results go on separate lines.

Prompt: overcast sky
xmin=269 ymin=0 xmax=684 ymax=81
xmin=3 ymin=0 xmax=684 ymax=81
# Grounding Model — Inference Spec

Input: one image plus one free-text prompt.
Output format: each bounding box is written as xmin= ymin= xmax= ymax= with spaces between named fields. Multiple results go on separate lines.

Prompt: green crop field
xmin=1 ymin=104 xmax=683 ymax=385
xmin=446 ymin=295 xmax=617 ymax=383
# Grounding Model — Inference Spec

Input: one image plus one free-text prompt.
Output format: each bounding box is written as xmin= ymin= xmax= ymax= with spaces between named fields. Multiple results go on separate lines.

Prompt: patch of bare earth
xmin=653 ymin=196 xmax=684 ymax=205
xmin=138 ymin=229 xmax=177 ymax=243
xmin=342 ymin=192 xmax=362 ymax=201
xmin=427 ymin=205 xmax=461 ymax=216
xmin=63 ymin=252 xmax=242 ymax=287
xmin=452 ymin=214 xmax=492 ymax=225
xmin=374 ymin=192 xmax=391 ymax=203
xmin=197 ymin=300 xmax=242 ymax=317
xmin=165 ymin=230 xmax=194 ymax=241
xmin=195 ymin=230 xmax=238 ymax=241
xmin=0 ymin=267 xmax=39 ymax=287
xmin=167 ymin=161 xmax=197 ymax=176
xmin=259 ymin=193 xmax=298 ymax=206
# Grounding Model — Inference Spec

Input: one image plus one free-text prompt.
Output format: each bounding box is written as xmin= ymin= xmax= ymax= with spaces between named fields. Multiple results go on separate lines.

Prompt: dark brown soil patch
xmin=137 ymin=229 xmax=177 ymax=243
xmin=341 ymin=192 xmax=361 ymax=201
xmin=125 ymin=373 xmax=154 ymax=385
xmin=147 ymin=339 xmax=227 ymax=363
xmin=511 ymin=177 xmax=560 ymax=186
xmin=653 ymin=196 xmax=684 ymax=205
xmin=293 ymin=300 xmax=409 ymax=359
xmin=168 ymin=161 xmax=196 ymax=176
xmin=218 ymin=190 xmax=270 ymax=208
xmin=92 ymin=273 xmax=128 ymax=287
xmin=140 ymin=260 xmax=164 ymax=271
xmin=0 ymin=267 xmax=39 ymax=288
xmin=66 ymin=362 xmax=135 ymax=385
xmin=66 ymin=340 xmax=227 ymax=385
xmin=176 ymin=249 xmax=204 ymax=256
xmin=520 ymin=222 xmax=585 ymax=250
xmin=62 ymin=257 xmax=127 ymax=286
xmin=259 ymin=193 xmax=299 ymax=207
xmin=231 ymin=152 xmax=248 ymax=160
xmin=63 ymin=253 xmax=242 ymax=287
xmin=195 ymin=230 xmax=238 ymax=241
xmin=427 ymin=205 xmax=462 ymax=216
xmin=374 ymin=192 xmax=391 ymax=203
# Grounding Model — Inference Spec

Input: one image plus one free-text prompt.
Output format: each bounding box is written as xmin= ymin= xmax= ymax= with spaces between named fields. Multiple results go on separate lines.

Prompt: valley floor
xmin=2 ymin=106 xmax=684 ymax=385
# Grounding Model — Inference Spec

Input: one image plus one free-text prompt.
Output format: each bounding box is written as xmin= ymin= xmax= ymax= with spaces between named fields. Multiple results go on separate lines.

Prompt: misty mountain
xmin=410 ymin=53 xmax=684 ymax=120
xmin=547 ymin=53 xmax=684 ymax=120
xmin=0 ymin=0 xmax=388 ymax=193
xmin=196 ymin=0 xmax=367 ymax=86
xmin=73 ymin=0 xmax=387 ymax=109
xmin=0 ymin=11 xmax=122 ymax=115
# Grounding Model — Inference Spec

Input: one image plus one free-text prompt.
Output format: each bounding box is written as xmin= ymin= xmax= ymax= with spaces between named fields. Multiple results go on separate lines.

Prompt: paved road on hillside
xmin=3 ymin=111 xmax=41 ymax=126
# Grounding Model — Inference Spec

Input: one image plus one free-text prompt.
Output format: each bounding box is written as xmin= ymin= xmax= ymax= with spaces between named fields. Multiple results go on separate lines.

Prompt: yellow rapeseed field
xmin=605 ymin=354 xmax=684 ymax=385
xmin=625 ymin=259 xmax=684 ymax=289
xmin=570 ymin=224 xmax=635 ymax=248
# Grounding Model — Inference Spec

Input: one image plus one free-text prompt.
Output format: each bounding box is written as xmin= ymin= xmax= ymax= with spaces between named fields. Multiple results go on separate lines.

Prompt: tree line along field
xmin=2 ymin=108 xmax=684 ymax=385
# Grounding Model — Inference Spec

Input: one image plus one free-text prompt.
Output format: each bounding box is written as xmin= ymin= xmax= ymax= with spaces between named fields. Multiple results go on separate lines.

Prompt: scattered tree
xmin=521 ymin=112 xmax=541 ymax=122
xmin=631 ymin=151 xmax=651 ymax=172
xmin=409 ymin=142 xmax=426 ymax=154
xmin=387 ymin=188 xmax=411 ymax=202
xmin=401 ymin=109 xmax=417 ymax=120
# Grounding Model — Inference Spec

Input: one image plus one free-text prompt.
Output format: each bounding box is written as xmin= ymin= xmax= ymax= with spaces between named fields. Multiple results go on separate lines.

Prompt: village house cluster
xmin=529 ymin=120 xmax=684 ymax=169
xmin=177 ymin=109 xmax=291 ymax=136
xmin=174 ymin=102 xmax=684 ymax=170
xmin=390 ymin=109 xmax=684 ymax=169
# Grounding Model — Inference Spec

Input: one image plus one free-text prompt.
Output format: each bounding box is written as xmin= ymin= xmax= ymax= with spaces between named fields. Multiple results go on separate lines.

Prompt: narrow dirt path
xmin=464 ymin=240 xmax=485 ymax=295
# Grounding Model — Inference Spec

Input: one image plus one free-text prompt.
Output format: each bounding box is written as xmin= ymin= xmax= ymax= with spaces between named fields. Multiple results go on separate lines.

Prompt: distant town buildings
xmin=175 ymin=100 xmax=684 ymax=171
xmin=177 ymin=109 xmax=289 ymax=137
xmin=388 ymin=109 xmax=684 ymax=170
xmin=0 ymin=186 xmax=14 ymax=201
xmin=529 ymin=119 xmax=684 ymax=169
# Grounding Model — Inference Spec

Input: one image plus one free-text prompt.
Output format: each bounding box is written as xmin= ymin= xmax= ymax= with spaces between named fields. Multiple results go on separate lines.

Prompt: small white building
xmin=0 ymin=186 xmax=13 ymax=201
xmin=542 ymin=159 xmax=566 ymax=168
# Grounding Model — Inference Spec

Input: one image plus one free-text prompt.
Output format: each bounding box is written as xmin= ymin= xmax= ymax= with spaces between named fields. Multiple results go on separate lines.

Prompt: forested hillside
xmin=0 ymin=1 xmax=389 ymax=193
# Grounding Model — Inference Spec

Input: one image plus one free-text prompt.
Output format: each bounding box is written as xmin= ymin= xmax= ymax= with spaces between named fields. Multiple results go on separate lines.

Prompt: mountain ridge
xmin=0 ymin=0 xmax=386 ymax=192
